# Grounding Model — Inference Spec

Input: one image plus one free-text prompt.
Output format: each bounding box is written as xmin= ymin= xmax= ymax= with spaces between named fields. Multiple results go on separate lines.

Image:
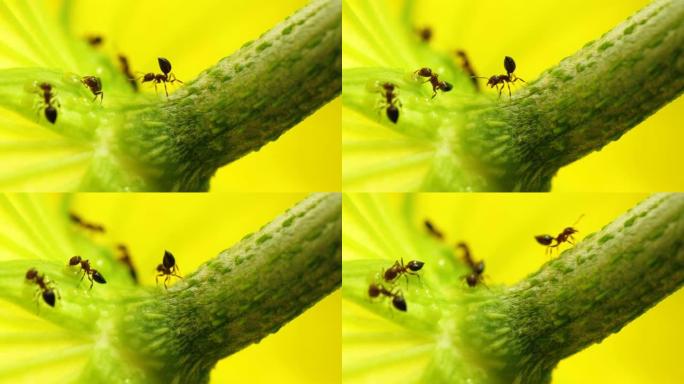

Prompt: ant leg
xmin=172 ymin=273 xmax=183 ymax=279
xmin=497 ymin=84 xmax=503 ymax=98
xmin=507 ymin=82 xmax=512 ymax=99
xmin=89 ymin=275 xmax=94 ymax=290
xmin=153 ymin=82 xmax=158 ymax=95
xmin=155 ymin=274 xmax=160 ymax=286
xmin=163 ymin=82 xmax=168 ymax=98
xmin=164 ymin=275 xmax=170 ymax=290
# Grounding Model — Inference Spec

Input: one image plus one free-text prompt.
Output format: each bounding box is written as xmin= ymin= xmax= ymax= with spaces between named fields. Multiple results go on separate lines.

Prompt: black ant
xmin=456 ymin=242 xmax=486 ymax=288
xmin=25 ymin=268 xmax=59 ymax=307
xmin=415 ymin=67 xmax=453 ymax=98
xmin=368 ymin=283 xmax=407 ymax=312
xmin=138 ymin=57 xmax=183 ymax=98
xmin=85 ymin=35 xmax=104 ymax=47
xmin=118 ymin=54 xmax=139 ymax=92
xmin=36 ymin=82 xmax=59 ymax=124
xmin=69 ymin=256 xmax=106 ymax=289
xmin=116 ymin=244 xmax=138 ymax=284
xmin=68 ymin=212 xmax=105 ymax=233
xmin=535 ymin=215 xmax=584 ymax=254
xmin=415 ymin=26 xmax=432 ymax=42
xmin=455 ymin=50 xmax=480 ymax=91
xmin=378 ymin=82 xmax=401 ymax=124
xmin=156 ymin=250 xmax=182 ymax=289
xmin=473 ymin=56 xmax=525 ymax=99
xmin=81 ymin=76 xmax=103 ymax=103
xmin=424 ymin=219 xmax=444 ymax=240
xmin=383 ymin=258 xmax=424 ymax=284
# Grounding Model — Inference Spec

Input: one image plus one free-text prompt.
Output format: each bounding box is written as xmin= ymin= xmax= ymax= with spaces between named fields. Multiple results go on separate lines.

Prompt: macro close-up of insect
xmin=473 ymin=56 xmax=525 ymax=98
xmin=138 ymin=57 xmax=184 ymax=98
xmin=25 ymin=268 xmax=60 ymax=308
xmin=368 ymin=282 xmax=407 ymax=312
xmin=535 ymin=214 xmax=584 ymax=254
xmin=378 ymin=82 xmax=401 ymax=123
xmin=156 ymin=250 xmax=183 ymax=289
xmin=35 ymin=82 xmax=60 ymax=124
xmin=415 ymin=67 xmax=453 ymax=98
xmin=383 ymin=258 xmax=424 ymax=284
xmin=69 ymin=255 xmax=107 ymax=289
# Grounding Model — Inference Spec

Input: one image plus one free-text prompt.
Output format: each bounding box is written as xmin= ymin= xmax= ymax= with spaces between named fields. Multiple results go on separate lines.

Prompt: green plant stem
xmin=460 ymin=193 xmax=684 ymax=383
xmin=465 ymin=0 xmax=684 ymax=191
xmin=117 ymin=193 xmax=341 ymax=383
xmin=109 ymin=0 xmax=341 ymax=191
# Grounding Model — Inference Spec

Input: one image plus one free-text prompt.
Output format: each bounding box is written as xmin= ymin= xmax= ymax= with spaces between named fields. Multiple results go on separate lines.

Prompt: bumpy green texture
xmin=456 ymin=193 xmax=684 ymax=383
xmin=342 ymin=0 xmax=683 ymax=191
xmin=116 ymin=193 xmax=342 ymax=383
xmin=467 ymin=0 xmax=684 ymax=191
xmin=118 ymin=0 xmax=342 ymax=191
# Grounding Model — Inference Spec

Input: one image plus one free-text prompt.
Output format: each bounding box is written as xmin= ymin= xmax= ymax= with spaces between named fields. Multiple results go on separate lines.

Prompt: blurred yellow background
xmin=344 ymin=0 xmax=683 ymax=192
xmin=68 ymin=193 xmax=341 ymax=383
xmin=343 ymin=193 xmax=684 ymax=383
xmin=51 ymin=0 xmax=341 ymax=192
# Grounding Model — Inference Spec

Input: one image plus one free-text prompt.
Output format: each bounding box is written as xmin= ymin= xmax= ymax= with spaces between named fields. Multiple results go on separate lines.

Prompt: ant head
xmin=407 ymin=260 xmax=424 ymax=272
xmin=42 ymin=290 xmax=56 ymax=307
xmin=392 ymin=294 xmax=407 ymax=311
xmin=382 ymin=82 xmax=395 ymax=91
xmin=38 ymin=82 xmax=51 ymax=91
xmin=487 ymin=75 xmax=500 ymax=86
xmin=69 ymin=255 xmax=82 ymax=266
xmin=564 ymin=227 xmax=579 ymax=235
xmin=474 ymin=260 xmax=485 ymax=274
xmin=92 ymin=270 xmax=107 ymax=284
xmin=466 ymin=274 xmax=478 ymax=287
xmin=440 ymin=81 xmax=453 ymax=92
xmin=416 ymin=67 xmax=432 ymax=77
xmin=504 ymin=56 xmax=516 ymax=74
xmin=368 ymin=283 xmax=380 ymax=298
xmin=386 ymin=105 xmax=399 ymax=123
xmin=158 ymin=57 xmax=172 ymax=75
xmin=535 ymin=234 xmax=554 ymax=246
xmin=156 ymin=264 xmax=165 ymax=272
xmin=25 ymin=268 xmax=38 ymax=280
xmin=163 ymin=251 xmax=176 ymax=269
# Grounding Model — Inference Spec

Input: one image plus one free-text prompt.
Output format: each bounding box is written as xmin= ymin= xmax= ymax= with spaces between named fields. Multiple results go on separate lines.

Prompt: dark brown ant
xmin=81 ymin=76 xmax=103 ymax=103
xmin=424 ymin=219 xmax=444 ymax=240
xmin=69 ymin=256 xmax=106 ymax=289
xmin=116 ymin=244 xmax=138 ymax=284
xmin=36 ymin=82 xmax=59 ymax=124
xmin=535 ymin=215 xmax=584 ymax=254
xmin=68 ymin=212 xmax=105 ymax=233
xmin=415 ymin=67 xmax=453 ymax=98
xmin=473 ymin=56 xmax=525 ymax=99
xmin=379 ymin=82 xmax=401 ymax=124
xmin=156 ymin=250 xmax=182 ymax=289
xmin=383 ymin=258 xmax=424 ymax=284
xmin=456 ymin=242 xmax=485 ymax=287
xmin=138 ymin=57 xmax=183 ymax=98
xmin=118 ymin=54 xmax=139 ymax=92
xmin=85 ymin=35 xmax=104 ymax=47
xmin=415 ymin=26 xmax=432 ymax=42
xmin=368 ymin=283 xmax=407 ymax=311
xmin=25 ymin=268 xmax=59 ymax=307
xmin=455 ymin=50 xmax=480 ymax=91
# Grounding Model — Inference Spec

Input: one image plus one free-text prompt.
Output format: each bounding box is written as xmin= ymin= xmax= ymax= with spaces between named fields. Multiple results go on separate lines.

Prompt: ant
xmin=415 ymin=67 xmax=453 ymax=98
xmin=69 ymin=256 xmax=107 ymax=289
xmin=81 ymin=76 xmax=103 ymax=103
xmin=36 ymin=82 xmax=59 ymax=124
xmin=383 ymin=258 xmax=424 ymax=284
xmin=424 ymin=219 xmax=444 ymax=240
xmin=156 ymin=250 xmax=182 ymax=289
xmin=118 ymin=54 xmax=139 ymax=92
xmin=473 ymin=56 xmax=525 ymax=99
xmin=25 ymin=268 xmax=59 ymax=308
xmin=456 ymin=242 xmax=486 ymax=288
xmin=85 ymin=35 xmax=104 ymax=47
xmin=415 ymin=26 xmax=432 ymax=42
xmin=138 ymin=57 xmax=183 ymax=98
xmin=68 ymin=212 xmax=105 ymax=233
xmin=116 ymin=244 xmax=138 ymax=284
xmin=535 ymin=215 xmax=584 ymax=254
xmin=368 ymin=283 xmax=407 ymax=312
xmin=378 ymin=82 xmax=401 ymax=124
xmin=455 ymin=50 xmax=480 ymax=91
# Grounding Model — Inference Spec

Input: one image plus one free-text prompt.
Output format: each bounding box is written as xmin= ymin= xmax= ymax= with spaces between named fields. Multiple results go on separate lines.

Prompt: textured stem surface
xmin=469 ymin=0 xmax=684 ymax=190
xmin=461 ymin=193 xmax=684 ymax=383
xmin=118 ymin=193 xmax=342 ymax=383
xmin=115 ymin=0 xmax=341 ymax=191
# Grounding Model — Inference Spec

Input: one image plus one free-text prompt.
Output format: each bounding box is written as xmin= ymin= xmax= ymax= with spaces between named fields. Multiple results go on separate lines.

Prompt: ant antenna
xmin=572 ymin=214 xmax=585 ymax=227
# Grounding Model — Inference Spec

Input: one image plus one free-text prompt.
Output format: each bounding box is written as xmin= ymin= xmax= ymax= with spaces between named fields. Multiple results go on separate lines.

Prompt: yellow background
xmin=58 ymin=0 xmax=341 ymax=192
xmin=343 ymin=193 xmax=684 ymax=383
xmin=346 ymin=0 xmax=683 ymax=192
xmin=68 ymin=193 xmax=341 ymax=383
